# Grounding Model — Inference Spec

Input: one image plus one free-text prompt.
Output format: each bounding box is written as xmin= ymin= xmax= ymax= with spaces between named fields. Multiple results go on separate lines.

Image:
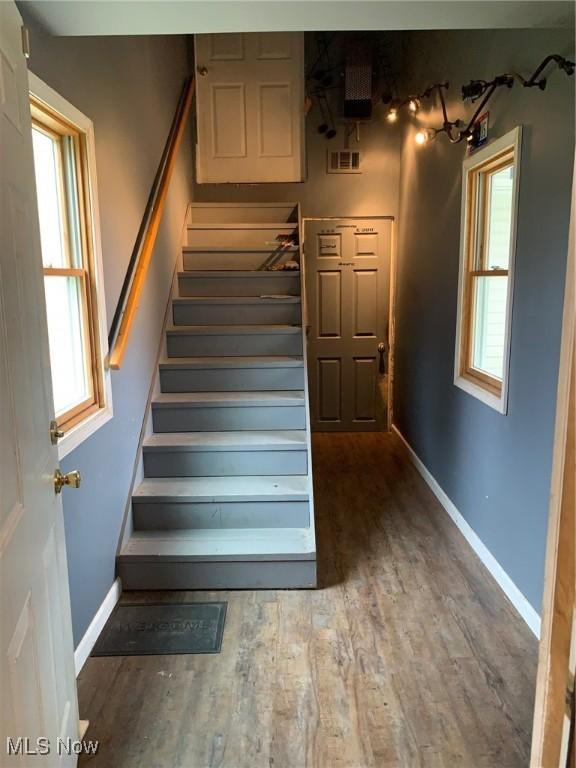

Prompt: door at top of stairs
xmin=195 ymin=33 xmax=305 ymax=184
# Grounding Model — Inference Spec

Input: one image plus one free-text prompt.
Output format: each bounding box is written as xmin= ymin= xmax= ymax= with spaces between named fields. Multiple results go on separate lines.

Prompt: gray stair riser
xmin=167 ymin=333 xmax=303 ymax=357
xmin=173 ymin=302 xmax=301 ymax=326
xmin=152 ymin=405 xmax=307 ymax=432
xmin=187 ymin=204 xmax=297 ymax=224
xmin=143 ymin=448 xmax=308 ymax=477
xmin=186 ymin=229 xmax=297 ymax=249
xmin=119 ymin=559 xmax=317 ymax=590
xmin=183 ymin=252 xmax=294 ymax=272
xmin=160 ymin=366 xmax=305 ymax=392
xmin=178 ymin=274 xmax=301 ymax=297
xmin=132 ymin=500 xmax=310 ymax=530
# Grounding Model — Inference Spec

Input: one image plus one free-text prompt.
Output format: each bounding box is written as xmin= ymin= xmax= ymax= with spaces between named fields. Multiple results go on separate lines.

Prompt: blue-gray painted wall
xmin=22 ymin=17 xmax=194 ymax=645
xmin=395 ymin=28 xmax=575 ymax=613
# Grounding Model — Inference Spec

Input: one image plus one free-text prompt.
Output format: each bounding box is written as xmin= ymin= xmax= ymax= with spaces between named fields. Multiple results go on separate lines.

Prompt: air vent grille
xmin=327 ymin=150 xmax=361 ymax=174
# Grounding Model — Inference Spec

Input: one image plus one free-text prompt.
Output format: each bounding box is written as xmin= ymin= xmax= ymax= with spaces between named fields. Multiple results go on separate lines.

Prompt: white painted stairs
xmin=118 ymin=203 xmax=316 ymax=590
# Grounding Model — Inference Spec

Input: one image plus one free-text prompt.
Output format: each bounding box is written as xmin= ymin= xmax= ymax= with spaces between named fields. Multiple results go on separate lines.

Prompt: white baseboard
xmin=74 ymin=578 xmax=122 ymax=676
xmin=392 ymin=425 xmax=541 ymax=638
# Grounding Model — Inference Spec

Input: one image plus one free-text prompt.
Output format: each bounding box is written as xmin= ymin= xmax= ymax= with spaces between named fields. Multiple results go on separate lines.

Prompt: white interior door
xmin=305 ymin=218 xmax=392 ymax=431
xmin=195 ymin=32 xmax=305 ymax=183
xmin=0 ymin=2 xmax=80 ymax=764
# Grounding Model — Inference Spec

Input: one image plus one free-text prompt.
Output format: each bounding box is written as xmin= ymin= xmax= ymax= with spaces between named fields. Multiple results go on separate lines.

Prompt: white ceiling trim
xmin=19 ymin=0 xmax=575 ymax=37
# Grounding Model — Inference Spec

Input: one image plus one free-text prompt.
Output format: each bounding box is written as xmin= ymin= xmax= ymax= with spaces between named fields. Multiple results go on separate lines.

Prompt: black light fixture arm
xmin=431 ymin=83 xmax=462 ymax=142
xmin=458 ymin=74 xmax=514 ymax=142
xmin=516 ymin=53 xmax=575 ymax=90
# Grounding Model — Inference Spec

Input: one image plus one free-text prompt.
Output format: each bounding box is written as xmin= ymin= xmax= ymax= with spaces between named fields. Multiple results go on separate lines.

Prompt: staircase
xmin=118 ymin=203 xmax=316 ymax=590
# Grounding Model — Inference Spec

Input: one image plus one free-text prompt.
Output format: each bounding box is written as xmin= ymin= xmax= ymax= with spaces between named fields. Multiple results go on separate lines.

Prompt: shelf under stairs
xmin=118 ymin=202 xmax=316 ymax=590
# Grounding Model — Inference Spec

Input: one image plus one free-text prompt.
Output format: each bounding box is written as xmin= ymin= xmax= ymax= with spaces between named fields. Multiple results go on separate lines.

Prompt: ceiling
xmin=19 ymin=0 xmax=576 ymax=36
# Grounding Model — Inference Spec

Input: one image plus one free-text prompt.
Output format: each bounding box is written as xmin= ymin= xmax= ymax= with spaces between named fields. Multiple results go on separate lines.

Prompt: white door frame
xmin=530 ymin=154 xmax=576 ymax=768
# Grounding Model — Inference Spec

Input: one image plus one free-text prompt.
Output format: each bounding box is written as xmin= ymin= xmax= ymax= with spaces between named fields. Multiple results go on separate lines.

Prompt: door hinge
xmin=21 ymin=26 xmax=30 ymax=59
xmin=566 ymin=672 xmax=575 ymax=718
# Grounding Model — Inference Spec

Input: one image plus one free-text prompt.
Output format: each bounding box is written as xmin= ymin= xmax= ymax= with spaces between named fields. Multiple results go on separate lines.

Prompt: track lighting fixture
xmin=392 ymin=53 xmax=574 ymax=147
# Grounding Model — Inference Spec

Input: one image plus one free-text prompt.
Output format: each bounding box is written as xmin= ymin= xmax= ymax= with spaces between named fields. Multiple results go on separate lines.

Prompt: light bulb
xmin=408 ymin=97 xmax=421 ymax=114
xmin=386 ymin=107 xmax=398 ymax=123
xmin=415 ymin=128 xmax=434 ymax=146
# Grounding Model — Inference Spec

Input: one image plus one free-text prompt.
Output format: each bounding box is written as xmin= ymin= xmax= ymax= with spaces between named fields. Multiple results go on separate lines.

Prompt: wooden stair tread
xmin=120 ymin=527 xmax=315 ymax=561
xmin=182 ymin=247 xmax=299 ymax=254
xmin=173 ymin=295 xmax=301 ymax=304
xmin=133 ymin=474 xmax=310 ymax=502
xmin=159 ymin=355 xmax=303 ymax=369
xmin=166 ymin=324 xmax=301 ymax=335
xmin=187 ymin=222 xmax=298 ymax=230
xmin=152 ymin=391 xmax=305 ymax=408
xmin=143 ymin=430 xmax=308 ymax=451
xmin=178 ymin=269 xmax=300 ymax=277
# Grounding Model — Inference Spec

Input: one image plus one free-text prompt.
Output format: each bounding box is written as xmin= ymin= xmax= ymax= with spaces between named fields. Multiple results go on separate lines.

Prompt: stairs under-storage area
xmin=118 ymin=203 xmax=316 ymax=590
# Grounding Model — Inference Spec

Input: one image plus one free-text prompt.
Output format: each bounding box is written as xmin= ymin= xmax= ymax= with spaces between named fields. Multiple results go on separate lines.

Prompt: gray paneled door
xmin=305 ymin=218 xmax=391 ymax=431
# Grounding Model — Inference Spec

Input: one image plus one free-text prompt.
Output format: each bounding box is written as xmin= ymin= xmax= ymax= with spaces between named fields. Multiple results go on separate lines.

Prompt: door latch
xmin=50 ymin=419 xmax=64 ymax=446
xmin=378 ymin=342 xmax=386 ymax=375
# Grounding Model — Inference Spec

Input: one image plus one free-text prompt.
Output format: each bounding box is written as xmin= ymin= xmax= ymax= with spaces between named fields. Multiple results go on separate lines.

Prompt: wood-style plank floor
xmin=78 ymin=432 xmax=537 ymax=768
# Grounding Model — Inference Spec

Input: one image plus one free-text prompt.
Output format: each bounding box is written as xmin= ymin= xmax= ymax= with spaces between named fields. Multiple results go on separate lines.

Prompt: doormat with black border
xmin=91 ymin=602 xmax=227 ymax=656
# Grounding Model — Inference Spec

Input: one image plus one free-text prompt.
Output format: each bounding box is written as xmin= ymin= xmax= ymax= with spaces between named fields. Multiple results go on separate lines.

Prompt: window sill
xmin=57 ymin=403 xmax=113 ymax=460
xmin=454 ymin=374 xmax=508 ymax=415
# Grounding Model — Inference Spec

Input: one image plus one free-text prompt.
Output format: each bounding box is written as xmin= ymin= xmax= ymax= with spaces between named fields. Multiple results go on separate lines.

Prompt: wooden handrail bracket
xmin=108 ymin=77 xmax=195 ymax=370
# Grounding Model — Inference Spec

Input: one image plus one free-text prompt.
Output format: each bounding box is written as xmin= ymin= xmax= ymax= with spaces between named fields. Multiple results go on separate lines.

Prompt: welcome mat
xmin=91 ymin=602 xmax=227 ymax=657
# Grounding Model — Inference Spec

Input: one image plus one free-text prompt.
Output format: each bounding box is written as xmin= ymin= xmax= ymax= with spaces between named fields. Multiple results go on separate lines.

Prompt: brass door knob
xmin=54 ymin=469 xmax=82 ymax=494
xmin=197 ymin=65 xmax=208 ymax=77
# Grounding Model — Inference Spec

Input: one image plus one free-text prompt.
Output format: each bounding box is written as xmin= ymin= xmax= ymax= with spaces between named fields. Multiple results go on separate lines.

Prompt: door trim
xmin=530 ymin=155 xmax=576 ymax=767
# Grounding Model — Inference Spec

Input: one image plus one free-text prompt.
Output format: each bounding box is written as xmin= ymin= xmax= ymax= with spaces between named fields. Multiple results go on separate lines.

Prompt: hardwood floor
xmin=78 ymin=432 xmax=537 ymax=768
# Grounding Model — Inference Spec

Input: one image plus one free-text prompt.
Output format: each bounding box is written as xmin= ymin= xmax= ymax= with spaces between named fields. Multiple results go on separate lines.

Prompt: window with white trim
xmin=29 ymin=73 xmax=112 ymax=457
xmin=454 ymin=127 xmax=521 ymax=414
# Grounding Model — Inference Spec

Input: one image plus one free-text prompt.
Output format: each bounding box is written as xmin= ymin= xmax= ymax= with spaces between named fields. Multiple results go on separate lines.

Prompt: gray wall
xmin=395 ymin=28 xmax=575 ymax=613
xmin=192 ymin=34 xmax=402 ymax=219
xmin=22 ymin=14 xmax=194 ymax=644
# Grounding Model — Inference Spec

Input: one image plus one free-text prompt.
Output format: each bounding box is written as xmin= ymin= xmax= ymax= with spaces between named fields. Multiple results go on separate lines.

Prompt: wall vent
xmin=327 ymin=150 xmax=362 ymax=174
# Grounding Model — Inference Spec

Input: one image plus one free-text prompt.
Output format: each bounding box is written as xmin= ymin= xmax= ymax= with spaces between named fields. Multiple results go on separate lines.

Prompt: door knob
xmin=197 ymin=65 xmax=208 ymax=77
xmin=54 ymin=469 xmax=81 ymax=494
xmin=378 ymin=342 xmax=386 ymax=375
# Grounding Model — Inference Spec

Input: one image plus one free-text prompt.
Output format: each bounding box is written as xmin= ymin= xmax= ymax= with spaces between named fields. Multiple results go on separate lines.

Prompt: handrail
xmin=108 ymin=77 xmax=195 ymax=370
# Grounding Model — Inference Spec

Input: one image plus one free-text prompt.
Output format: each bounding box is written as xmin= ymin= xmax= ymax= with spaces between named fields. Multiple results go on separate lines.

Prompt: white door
xmin=0 ymin=2 xmax=80 ymax=765
xmin=305 ymin=218 xmax=392 ymax=431
xmin=195 ymin=32 xmax=305 ymax=183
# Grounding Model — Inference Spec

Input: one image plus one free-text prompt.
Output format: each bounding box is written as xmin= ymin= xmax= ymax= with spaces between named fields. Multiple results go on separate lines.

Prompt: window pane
xmin=32 ymin=127 xmax=68 ymax=268
xmin=43 ymin=276 xmax=90 ymax=416
xmin=61 ymin=136 xmax=84 ymax=268
xmin=485 ymin=165 xmax=514 ymax=270
xmin=471 ymin=275 xmax=508 ymax=379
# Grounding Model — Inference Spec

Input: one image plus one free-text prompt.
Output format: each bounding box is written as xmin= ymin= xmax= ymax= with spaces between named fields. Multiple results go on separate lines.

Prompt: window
xmin=29 ymin=73 xmax=112 ymax=457
xmin=454 ymin=127 xmax=521 ymax=414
